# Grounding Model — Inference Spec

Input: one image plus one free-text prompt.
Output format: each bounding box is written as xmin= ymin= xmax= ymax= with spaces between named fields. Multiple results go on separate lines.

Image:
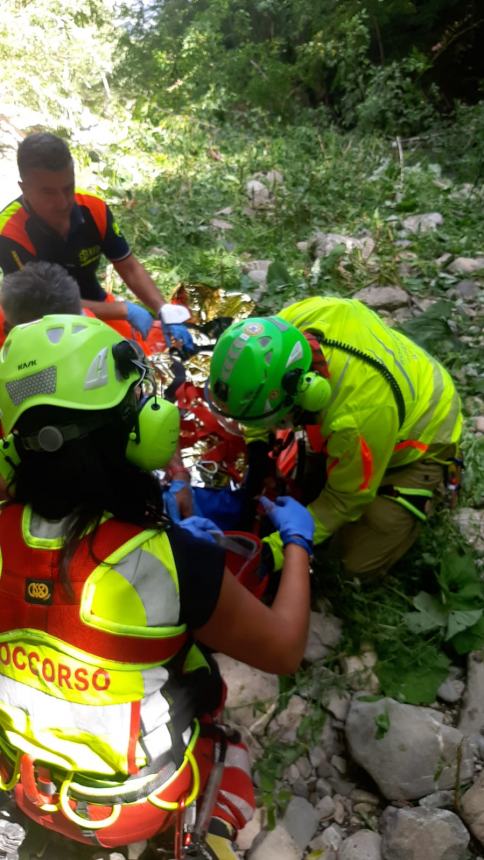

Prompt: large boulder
xmin=461 ymin=770 xmax=484 ymax=846
xmin=345 ymin=696 xmax=474 ymax=800
xmin=214 ymin=655 xmax=278 ymax=733
xmin=381 ymin=806 xmax=470 ymax=860
xmin=353 ymin=285 xmax=409 ymax=310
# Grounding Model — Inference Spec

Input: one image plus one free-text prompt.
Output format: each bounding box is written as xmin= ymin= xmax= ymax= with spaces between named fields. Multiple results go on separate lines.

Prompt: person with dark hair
xmin=0 ymin=132 xmax=186 ymax=345
xmin=0 ymin=313 xmax=313 ymax=859
xmin=0 ymin=261 xmax=81 ymax=333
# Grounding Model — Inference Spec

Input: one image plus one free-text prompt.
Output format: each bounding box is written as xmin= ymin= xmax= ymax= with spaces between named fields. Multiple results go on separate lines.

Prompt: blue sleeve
xmin=101 ymin=204 xmax=131 ymax=262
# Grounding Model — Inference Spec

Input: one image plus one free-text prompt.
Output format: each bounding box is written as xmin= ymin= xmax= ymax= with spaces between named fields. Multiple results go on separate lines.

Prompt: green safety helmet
xmin=207 ymin=316 xmax=331 ymax=428
xmin=0 ymin=314 xmax=179 ymax=475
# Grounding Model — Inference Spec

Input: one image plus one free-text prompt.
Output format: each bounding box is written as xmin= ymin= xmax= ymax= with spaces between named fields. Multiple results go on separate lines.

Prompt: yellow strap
xmin=59 ymin=772 xmax=122 ymax=830
xmin=0 ymin=747 xmax=20 ymax=791
xmin=147 ymin=720 xmax=201 ymax=811
xmin=147 ymin=744 xmax=200 ymax=811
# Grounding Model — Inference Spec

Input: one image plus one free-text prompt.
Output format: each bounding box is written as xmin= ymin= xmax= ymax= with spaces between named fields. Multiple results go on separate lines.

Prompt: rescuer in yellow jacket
xmin=207 ymin=296 xmax=462 ymax=578
xmin=0 ymin=314 xmax=314 ymax=859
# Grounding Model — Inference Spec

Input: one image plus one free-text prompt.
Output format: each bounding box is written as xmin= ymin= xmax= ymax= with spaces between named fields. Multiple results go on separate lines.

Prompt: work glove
xmin=126 ymin=302 xmax=154 ymax=338
xmin=178 ymin=516 xmax=223 ymax=543
xmin=259 ymin=495 xmax=314 ymax=557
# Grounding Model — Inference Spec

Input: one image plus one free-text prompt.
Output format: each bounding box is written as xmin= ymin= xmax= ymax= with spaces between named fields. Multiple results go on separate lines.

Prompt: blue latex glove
xmin=164 ymin=480 xmax=201 ymax=523
xmin=126 ymin=302 xmax=154 ymax=338
xmin=166 ymin=323 xmax=195 ymax=356
xmin=178 ymin=516 xmax=223 ymax=543
xmin=259 ymin=495 xmax=314 ymax=555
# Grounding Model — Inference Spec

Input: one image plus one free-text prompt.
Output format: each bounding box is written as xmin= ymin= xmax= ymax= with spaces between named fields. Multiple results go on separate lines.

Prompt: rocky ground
xmin=0 ymin=115 xmax=483 ymax=860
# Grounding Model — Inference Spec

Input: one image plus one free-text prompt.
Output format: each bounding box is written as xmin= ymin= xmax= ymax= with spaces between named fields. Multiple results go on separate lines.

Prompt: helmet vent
xmin=259 ymin=337 xmax=271 ymax=347
xmin=264 ymin=351 xmax=273 ymax=365
xmin=84 ymin=347 xmax=109 ymax=390
xmin=72 ymin=324 xmax=87 ymax=335
xmin=46 ymin=327 xmax=64 ymax=344
xmin=286 ymin=341 xmax=303 ymax=366
xmin=6 ymin=366 xmax=57 ymax=406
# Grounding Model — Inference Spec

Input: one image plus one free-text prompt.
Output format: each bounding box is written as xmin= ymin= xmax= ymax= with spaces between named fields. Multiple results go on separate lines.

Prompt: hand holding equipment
xmin=259 ymin=495 xmax=314 ymax=555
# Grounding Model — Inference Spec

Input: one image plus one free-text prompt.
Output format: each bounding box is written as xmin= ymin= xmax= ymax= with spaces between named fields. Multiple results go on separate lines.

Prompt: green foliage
xmin=0 ymin=0 xmax=118 ymax=131
xmin=404 ymin=552 xmax=484 ymax=651
xmin=374 ymin=707 xmax=391 ymax=739
xmin=397 ymin=300 xmax=463 ymax=353
xmin=426 ymin=102 xmax=484 ymax=185
xmin=355 ymin=54 xmax=438 ymax=135
xmin=114 ymin=0 xmax=482 ymax=126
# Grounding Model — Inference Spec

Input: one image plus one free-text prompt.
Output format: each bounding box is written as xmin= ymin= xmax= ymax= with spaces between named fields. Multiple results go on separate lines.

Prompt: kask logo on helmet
xmin=17 ymin=360 xmax=37 ymax=371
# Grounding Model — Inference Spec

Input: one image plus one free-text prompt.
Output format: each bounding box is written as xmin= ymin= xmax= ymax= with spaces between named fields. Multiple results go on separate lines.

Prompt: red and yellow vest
xmin=0 ymin=504 xmax=210 ymax=840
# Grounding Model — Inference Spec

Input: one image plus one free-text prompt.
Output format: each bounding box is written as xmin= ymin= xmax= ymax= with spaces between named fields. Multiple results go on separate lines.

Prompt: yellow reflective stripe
xmin=22 ymin=506 xmax=64 ymax=548
xmin=81 ymin=531 xmax=186 ymax=639
xmin=0 ymin=629 xmax=159 ymax=704
xmin=1 ymin=726 xmax=74 ymax=772
xmin=22 ymin=506 xmax=112 ymax=549
xmin=0 ymin=201 xmax=22 ymax=234
xmin=433 ymin=389 xmax=463 ymax=442
xmin=407 ymin=360 xmax=445 ymax=438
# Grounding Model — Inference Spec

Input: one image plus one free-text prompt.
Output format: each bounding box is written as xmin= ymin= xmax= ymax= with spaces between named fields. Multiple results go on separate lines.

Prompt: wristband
xmin=283 ymin=535 xmax=313 ymax=556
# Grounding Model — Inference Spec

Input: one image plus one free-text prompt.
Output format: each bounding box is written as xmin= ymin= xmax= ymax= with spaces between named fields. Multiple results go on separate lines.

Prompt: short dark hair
xmin=0 ymin=262 xmax=82 ymax=327
xmin=17 ymin=132 xmax=73 ymax=177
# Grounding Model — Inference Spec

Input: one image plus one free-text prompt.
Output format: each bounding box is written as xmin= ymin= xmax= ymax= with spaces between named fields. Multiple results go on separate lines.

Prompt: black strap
xmin=308 ymin=330 xmax=406 ymax=429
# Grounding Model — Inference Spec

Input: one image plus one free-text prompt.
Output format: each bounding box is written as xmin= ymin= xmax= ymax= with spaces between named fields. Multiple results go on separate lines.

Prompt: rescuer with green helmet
xmin=208 ymin=296 xmax=462 ymax=578
xmin=0 ymin=313 xmax=314 ymax=859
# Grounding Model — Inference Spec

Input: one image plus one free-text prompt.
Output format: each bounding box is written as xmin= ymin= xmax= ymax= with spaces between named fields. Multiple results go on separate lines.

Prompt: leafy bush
xmin=355 ymin=54 xmax=439 ymax=135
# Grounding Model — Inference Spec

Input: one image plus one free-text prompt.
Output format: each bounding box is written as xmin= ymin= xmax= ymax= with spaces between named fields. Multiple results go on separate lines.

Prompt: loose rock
xmin=461 ymin=770 xmax=484 ymax=847
xmin=453 ymin=508 xmax=484 ymax=553
xmin=458 ymin=651 xmax=484 ymax=738
xmin=402 ymin=212 xmax=443 ymax=233
xmin=246 ymin=823 xmax=301 ymax=860
xmin=448 ymin=257 xmax=484 ymax=275
xmin=346 ymin=696 xmax=474 ymax=800
xmin=339 ymin=829 xmax=382 ymax=860
xmin=353 ymin=286 xmax=410 ymax=310
xmin=282 ymin=796 xmax=319 ymax=849
xmin=381 ymin=806 xmax=470 ymax=860
xmin=214 ymin=655 xmax=278 ymax=733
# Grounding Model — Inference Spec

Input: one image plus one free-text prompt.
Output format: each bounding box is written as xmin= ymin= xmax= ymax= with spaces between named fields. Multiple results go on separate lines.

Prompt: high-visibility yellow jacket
xmin=0 ymin=504 xmax=210 ymax=781
xmin=274 ymin=296 xmax=461 ymax=545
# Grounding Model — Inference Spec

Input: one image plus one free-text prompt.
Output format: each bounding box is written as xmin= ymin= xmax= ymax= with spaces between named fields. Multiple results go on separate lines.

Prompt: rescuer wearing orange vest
xmin=0 ymin=132 xmax=194 ymax=351
xmin=0 ymin=313 xmax=313 ymax=859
